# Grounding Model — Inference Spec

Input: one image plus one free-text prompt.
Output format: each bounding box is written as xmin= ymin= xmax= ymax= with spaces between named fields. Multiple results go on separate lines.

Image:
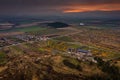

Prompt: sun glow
xmin=63 ymin=4 xmax=120 ymax=13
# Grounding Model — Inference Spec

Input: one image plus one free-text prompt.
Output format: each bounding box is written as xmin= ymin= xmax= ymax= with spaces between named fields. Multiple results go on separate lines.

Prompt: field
xmin=0 ymin=21 xmax=120 ymax=80
xmin=0 ymin=26 xmax=46 ymax=32
xmin=0 ymin=39 xmax=120 ymax=80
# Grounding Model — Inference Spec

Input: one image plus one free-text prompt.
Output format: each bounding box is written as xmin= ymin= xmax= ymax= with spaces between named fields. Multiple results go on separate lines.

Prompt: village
xmin=0 ymin=34 xmax=50 ymax=49
xmin=0 ymin=33 xmax=97 ymax=64
xmin=15 ymin=34 xmax=50 ymax=42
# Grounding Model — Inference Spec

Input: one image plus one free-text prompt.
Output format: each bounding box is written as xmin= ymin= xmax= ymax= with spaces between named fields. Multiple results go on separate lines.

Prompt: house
xmin=76 ymin=49 xmax=92 ymax=56
xmin=67 ymin=48 xmax=97 ymax=63
xmin=68 ymin=48 xmax=91 ymax=56
xmin=79 ymin=23 xmax=85 ymax=26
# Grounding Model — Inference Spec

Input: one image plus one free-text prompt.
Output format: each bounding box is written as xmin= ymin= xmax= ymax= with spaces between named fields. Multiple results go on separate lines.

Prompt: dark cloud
xmin=0 ymin=0 xmax=119 ymax=5
xmin=0 ymin=0 xmax=120 ymax=15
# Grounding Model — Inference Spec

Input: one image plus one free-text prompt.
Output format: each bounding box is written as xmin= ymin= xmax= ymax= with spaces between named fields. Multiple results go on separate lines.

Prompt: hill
xmin=47 ymin=22 xmax=69 ymax=28
xmin=0 ymin=40 xmax=120 ymax=80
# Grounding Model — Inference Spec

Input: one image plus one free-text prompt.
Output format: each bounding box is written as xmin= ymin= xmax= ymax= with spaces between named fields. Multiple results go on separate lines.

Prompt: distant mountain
xmin=46 ymin=22 xmax=69 ymax=28
xmin=63 ymin=10 xmax=120 ymax=19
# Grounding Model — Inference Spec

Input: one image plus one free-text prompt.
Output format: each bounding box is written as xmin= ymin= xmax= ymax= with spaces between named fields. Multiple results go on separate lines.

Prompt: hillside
xmin=47 ymin=22 xmax=69 ymax=28
xmin=0 ymin=40 xmax=120 ymax=80
xmin=0 ymin=23 xmax=120 ymax=80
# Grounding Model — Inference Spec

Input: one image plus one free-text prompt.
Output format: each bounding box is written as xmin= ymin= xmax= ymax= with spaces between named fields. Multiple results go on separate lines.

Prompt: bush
xmin=63 ymin=59 xmax=82 ymax=71
xmin=94 ymin=57 xmax=120 ymax=80
xmin=0 ymin=52 xmax=6 ymax=65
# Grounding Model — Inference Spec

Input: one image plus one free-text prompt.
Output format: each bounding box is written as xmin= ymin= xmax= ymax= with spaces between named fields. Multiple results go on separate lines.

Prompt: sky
xmin=0 ymin=0 xmax=120 ymax=17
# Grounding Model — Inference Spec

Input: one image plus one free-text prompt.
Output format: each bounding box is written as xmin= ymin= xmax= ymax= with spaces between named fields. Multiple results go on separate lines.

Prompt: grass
xmin=11 ymin=26 xmax=46 ymax=32
xmin=11 ymin=46 xmax=23 ymax=53
xmin=38 ymin=48 xmax=46 ymax=52
xmin=28 ymin=28 xmax=60 ymax=35
xmin=54 ymin=36 xmax=74 ymax=42
xmin=0 ymin=39 xmax=119 ymax=80
xmin=64 ymin=57 xmax=80 ymax=66
xmin=0 ymin=51 xmax=7 ymax=65
xmin=0 ymin=52 xmax=6 ymax=59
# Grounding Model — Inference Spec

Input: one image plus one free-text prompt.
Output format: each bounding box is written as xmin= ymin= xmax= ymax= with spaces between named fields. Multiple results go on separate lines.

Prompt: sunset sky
xmin=0 ymin=0 xmax=120 ymax=16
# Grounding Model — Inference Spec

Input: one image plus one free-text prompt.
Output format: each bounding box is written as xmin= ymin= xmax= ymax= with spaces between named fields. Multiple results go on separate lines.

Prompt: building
xmin=67 ymin=48 xmax=97 ymax=63
xmin=79 ymin=23 xmax=85 ymax=26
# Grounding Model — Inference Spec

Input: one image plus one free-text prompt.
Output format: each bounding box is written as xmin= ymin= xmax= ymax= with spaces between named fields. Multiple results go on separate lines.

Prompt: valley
xmin=0 ymin=20 xmax=120 ymax=80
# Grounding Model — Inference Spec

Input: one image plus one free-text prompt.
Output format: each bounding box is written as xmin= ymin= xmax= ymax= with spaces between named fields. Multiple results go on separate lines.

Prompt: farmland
xmin=0 ymin=39 xmax=120 ymax=80
xmin=0 ymin=20 xmax=120 ymax=80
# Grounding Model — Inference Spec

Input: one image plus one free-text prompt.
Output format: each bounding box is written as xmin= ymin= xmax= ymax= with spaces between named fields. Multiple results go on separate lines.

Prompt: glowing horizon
xmin=63 ymin=4 xmax=120 ymax=13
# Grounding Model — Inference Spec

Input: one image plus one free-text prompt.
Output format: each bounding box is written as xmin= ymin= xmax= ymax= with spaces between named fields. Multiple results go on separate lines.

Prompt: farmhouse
xmin=79 ymin=23 xmax=85 ymax=26
xmin=68 ymin=48 xmax=91 ymax=55
xmin=67 ymin=48 xmax=97 ymax=63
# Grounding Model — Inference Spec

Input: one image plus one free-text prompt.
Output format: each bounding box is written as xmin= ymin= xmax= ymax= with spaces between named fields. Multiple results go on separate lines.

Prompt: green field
xmin=54 ymin=36 xmax=74 ymax=42
xmin=0 ymin=26 xmax=46 ymax=33
xmin=9 ymin=26 xmax=47 ymax=32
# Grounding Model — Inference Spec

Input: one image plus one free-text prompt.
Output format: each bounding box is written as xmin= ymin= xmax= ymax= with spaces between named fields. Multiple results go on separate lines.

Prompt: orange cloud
xmin=63 ymin=9 xmax=84 ymax=13
xmin=63 ymin=4 xmax=120 ymax=13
